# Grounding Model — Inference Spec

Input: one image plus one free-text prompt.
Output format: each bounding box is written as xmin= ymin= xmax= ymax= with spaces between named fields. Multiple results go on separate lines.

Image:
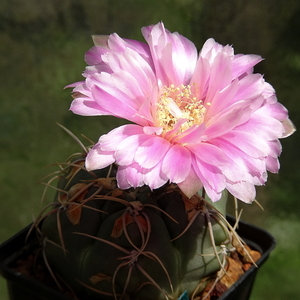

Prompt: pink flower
xmin=67 ymin=22 xmax=295 ymax=203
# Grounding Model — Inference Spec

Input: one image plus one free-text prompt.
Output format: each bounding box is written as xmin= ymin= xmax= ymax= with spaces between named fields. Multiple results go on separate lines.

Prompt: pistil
xmin=156 ymin=84 xmax=207 ymax=134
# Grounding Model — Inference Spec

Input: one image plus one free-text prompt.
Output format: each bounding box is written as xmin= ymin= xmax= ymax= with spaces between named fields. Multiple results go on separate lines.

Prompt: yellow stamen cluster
xmin=156 ymin=84 xmax=207 ymax=133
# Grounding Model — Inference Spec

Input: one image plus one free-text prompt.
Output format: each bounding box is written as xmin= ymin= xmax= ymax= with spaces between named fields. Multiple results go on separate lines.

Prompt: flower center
xmin=156 ymin=84 xmax=207 ymax=133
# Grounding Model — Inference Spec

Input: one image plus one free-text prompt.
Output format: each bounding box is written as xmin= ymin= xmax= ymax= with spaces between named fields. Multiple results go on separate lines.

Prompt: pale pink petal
xmin=107 ymin=34 xmax=153 ymax=67
xmin=161 ymin=145 xmax=191 ymax=183
xmin=233 ymin=74 xmax=265 ymax=102
xmin=134 ymin=136 xmax=170 ymax=168
xmin=221 ymin=131 xmax=269 ymax=158
xmin=205 ymin=74 xmax=265 ymax=121
xmin=191 ymin=153 xmax=226 ymax=201
xmin=116 ymin=163 xmax=144 ymax=189
xmin=257 ymin=102 xmax=296 ymax=138
xmin=85 ymin=45 xmax=108 ymax=65
xmin=205 ymin=104 xmax=252 ymax=141
xmin=101 ymin=48 xmax=155 ymax=91
xmin=258 ymin=101 xmax=288 ymax=121
xmin=267 ymin=140 xmax=282 ymax=158
xmin=142 ymin=22 xmax=198 ymax=86
xmin=115 ymin=135 xmax=150 ymax=166
xmin=189 ymin=56 xmax=210 ymax=100
xmin=204 ymin=52 xmax=233 ymax=102
xmin=68 ymin=80 xmax=112 ymax=116
xmin=176 ymin=124 xmax=206 ymax=144
xmin=226 ymin=180 xmax=256 ymax=203
xmin=203 ymin=80 xmax=240 ymax=123
xmin=232 ymin=54 xmax=262 ymax=78
xmin=200 ymin=38 xmax=234 ymax=64
xmin=91 ymin=78 xmax=150 ymax=126
xmin=193 ymin=159 xmax=225 ymax=202
xmin=143 ymin=126 xmax=163 ymax=135
xmin=85 ymin=144 xmax=115 ymax=171
xmin=187 ymin=143 xmax=229 ymax=166
xmin=214 ymin=137 xmax=267 ymax=185
xmin=142 ymin=161 xmax=168 ymax=190
xmin=177 ymin=166 xmax=203 ymax=198
xmin=282 ymin=118 xmax=296 ymax=138
xmin=117 ymin=162 xmax=168 ymax=190
xmin=235 ymin=109 xmax=286 ymax=140
xmin=90 ymin=33 xmax=153 ymax=68
xmin=265 ymin=155 xmax=280 ymax=173
xmin=99 ymin=124 xmax=144 ymax=151
xmin=70 ymin=96 xmax=109 ymax=116
xmin=85 ymin=124 xmax=145 ymax=171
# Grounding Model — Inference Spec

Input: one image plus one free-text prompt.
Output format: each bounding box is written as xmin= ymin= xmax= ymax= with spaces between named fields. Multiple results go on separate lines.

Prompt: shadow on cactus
xmin=29 ymin=125 xmax=257 ymax=300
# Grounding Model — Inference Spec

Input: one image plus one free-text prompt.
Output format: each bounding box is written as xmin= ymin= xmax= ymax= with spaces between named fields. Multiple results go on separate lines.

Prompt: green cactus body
xmin=40 ymin=156 xmax=230 ymax=300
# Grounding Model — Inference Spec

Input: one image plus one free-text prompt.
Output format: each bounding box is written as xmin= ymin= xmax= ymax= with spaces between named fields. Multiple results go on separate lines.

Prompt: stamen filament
xmin=156 ymin=84 xmax=207 ymax=135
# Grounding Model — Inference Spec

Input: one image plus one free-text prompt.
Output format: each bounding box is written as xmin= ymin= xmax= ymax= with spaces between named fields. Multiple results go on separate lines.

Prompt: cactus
xmin=33 ymin=134 xmax=239 ymax=300
xmin=23 ymin=18 xmax=294 ymax=299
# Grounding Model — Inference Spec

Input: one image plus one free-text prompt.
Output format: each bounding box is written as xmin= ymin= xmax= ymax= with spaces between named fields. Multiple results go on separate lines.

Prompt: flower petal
xmin=177 ymin=166 xmax=203 ymax=198
xmin=67 ymin=22 xmax=295 ymax=204
xmin=226 ymin=181 xmax=256 ymax=203
xmin=187 ymin=143 xmax=229 ymax=166
xmin=85 ymin=144 xmax=115 ymax=171
xmin=99 ymin=124 xmax=145 ymax=151
xmin=162 ymin=145 xmax=191 ymax=183
xmin=232 ymin=54 xmax=262 ymax=78
xmin=115 ymin=134 xmax=149 ymax=166
xmin=193 ymin=158 xmax=225 ymax=202
xmin=142 ymin=161 xmax=168 ymax=190
xmin=142 ymin=22 xmax=198 ymax=86
xmin=134 ymin=136 xmax=170 ymax=169
xmin=117 ymin=163 xmax=144 ymax=189
xmin=214 ymin=137 xmax=267 ymax=185
xmin=282 ymin=118 xmax=296 ymax=138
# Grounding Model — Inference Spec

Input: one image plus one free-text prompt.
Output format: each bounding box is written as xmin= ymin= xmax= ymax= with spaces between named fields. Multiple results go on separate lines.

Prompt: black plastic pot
xmin=0 ymin=216 xmax=275 ymax=300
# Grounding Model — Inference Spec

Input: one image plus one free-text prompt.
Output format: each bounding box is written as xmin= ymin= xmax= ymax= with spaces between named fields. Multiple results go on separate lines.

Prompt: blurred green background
xmin=0 ymin=0 xmax=299 ymax=299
